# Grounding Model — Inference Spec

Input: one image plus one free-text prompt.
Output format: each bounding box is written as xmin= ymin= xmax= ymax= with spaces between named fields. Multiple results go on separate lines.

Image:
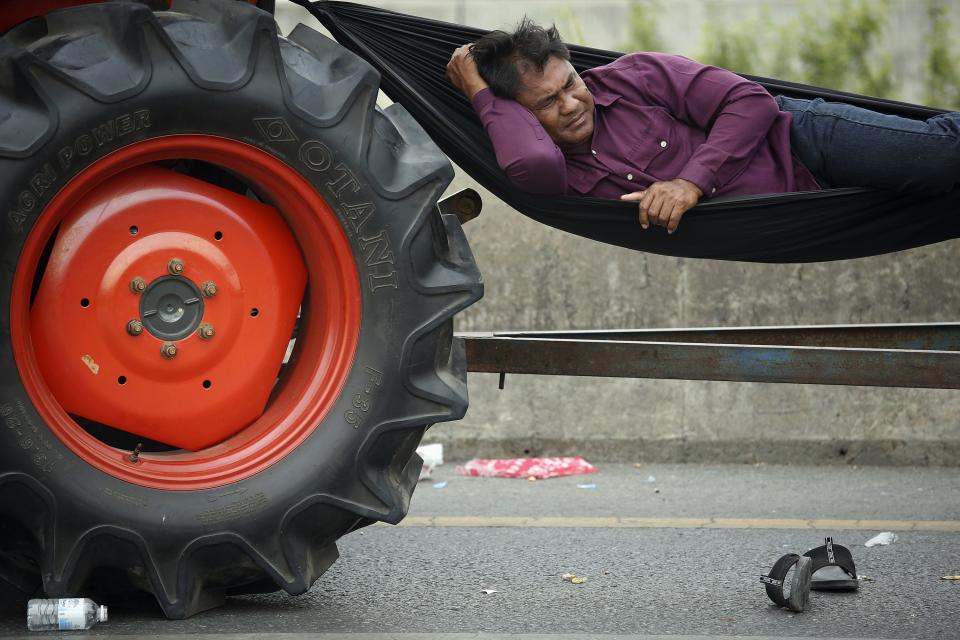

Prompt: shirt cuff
xmin=471 ymin=88 xmax=496 ymax=114
xmin=676 ymin=161 xmax=715 ymax=197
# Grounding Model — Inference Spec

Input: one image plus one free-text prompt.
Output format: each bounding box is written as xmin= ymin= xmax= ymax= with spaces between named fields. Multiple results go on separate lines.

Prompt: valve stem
xmin=128 ymin=442 xmax=143 ymax=463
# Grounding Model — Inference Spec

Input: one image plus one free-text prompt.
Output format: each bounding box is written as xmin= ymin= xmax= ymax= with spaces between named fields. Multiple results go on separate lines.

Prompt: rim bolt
xmin=129 ymin=277 xmax=147 ymax=294
xmin=160 ymin=342 xmax=178 ymax=359
xmin=126 ymin=319 xmax=144 ymax=336
xmin=201 ymin=281 xmax=218 ymax=298
xmin=197 ymin=323 xmax=215 ymax=340
xmin=167 ymin=258 xmax=185 ymax=276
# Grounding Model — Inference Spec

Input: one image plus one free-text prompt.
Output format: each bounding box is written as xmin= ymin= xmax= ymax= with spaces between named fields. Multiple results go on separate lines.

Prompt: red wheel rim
xmin=11 ymin=136 xmax=362 ymax=490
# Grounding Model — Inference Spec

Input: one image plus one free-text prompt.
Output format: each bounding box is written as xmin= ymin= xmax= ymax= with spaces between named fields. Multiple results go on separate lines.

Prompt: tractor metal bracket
xmin=437 ymin=188 xmax=482 ymax=225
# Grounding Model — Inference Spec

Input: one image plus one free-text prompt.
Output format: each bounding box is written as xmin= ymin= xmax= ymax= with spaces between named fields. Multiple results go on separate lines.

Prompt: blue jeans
xmin=775 ymin=95 xmax=960 ymax=194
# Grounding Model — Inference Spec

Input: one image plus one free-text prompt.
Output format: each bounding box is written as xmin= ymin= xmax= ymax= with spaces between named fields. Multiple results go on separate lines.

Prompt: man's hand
xmin=620 ymin=179 xmax=703 ymax=234
xmin=446 ymin=44 xmax=489 ymax=100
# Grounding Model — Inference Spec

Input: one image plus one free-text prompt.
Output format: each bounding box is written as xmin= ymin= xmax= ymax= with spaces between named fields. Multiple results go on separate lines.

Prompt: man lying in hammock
xmin=446 ymin=19 xmax=960 ymax=233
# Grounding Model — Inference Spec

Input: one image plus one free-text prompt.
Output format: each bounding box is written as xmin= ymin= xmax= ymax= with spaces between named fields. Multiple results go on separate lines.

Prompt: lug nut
xmin=160 ymin=342 xmax=178 ymax=359
xmin=167 ymin=258 xmax=185 ymax=276
xmin=197 ymin=323 xmax=215 ymax=340
xmin=456 ymin=199 xmax=477 ymax=218
xmin=201 ymin=281 xmax=218 ymax=298
xmin=126 ymin=320 xmax=144 ymax=336
xmin=129 ymin=277 xmax=147 ymax=294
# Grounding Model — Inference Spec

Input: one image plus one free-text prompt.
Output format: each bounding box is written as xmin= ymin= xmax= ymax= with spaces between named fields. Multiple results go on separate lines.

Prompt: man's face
xmin=515 ymin=56 xmax=595 ymax=151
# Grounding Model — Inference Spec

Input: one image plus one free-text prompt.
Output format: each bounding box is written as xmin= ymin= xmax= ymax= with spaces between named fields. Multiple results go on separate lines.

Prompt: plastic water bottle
xmin=27 ymin=598 xmax=108 ymax=631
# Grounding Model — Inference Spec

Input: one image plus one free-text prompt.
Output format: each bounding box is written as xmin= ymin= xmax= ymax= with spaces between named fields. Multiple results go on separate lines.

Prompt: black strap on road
xmin=290 ymin=0 xmax=960 ymax=264
xmin=761 ymin=553 xmax=812 ymax=612
xmin=804 ymin=537 xmax=858 ymax=577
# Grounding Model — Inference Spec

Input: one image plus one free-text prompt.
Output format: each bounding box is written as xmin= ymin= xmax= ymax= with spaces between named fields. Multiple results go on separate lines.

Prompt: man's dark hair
xmin=470 ymin=17 xmax=570 ymax=99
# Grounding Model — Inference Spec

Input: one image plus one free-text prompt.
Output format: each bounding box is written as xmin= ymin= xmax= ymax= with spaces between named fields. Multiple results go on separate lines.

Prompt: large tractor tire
xmin=0 ymin=0 xmax=482 ymax=619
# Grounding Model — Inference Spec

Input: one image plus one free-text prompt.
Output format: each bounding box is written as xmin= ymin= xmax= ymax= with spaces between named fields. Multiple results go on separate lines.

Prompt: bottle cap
xmin=97 ymin=605 xmax=108 ymax=623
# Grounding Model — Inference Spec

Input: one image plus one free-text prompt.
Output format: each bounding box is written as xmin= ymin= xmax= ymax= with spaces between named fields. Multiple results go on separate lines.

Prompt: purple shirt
xmin=471 ymin=52 xmax=821 ymax=199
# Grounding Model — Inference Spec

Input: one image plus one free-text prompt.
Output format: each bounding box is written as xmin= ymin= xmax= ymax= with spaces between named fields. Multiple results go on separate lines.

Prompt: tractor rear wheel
xmin=0 ymin=0 xmax=481 ymax=618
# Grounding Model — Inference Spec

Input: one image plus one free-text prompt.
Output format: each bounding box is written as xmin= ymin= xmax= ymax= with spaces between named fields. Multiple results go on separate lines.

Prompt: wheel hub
xmin=140 ymin=276 xmax=205 ymax=341
xmin=13 ymin=135 xmax=361 ymax=489
xmin=29 ymin=163 xmax=307 ymax=450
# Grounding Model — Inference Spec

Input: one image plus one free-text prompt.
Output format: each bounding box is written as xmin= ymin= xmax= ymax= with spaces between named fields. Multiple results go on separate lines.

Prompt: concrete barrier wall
xmin=444 ymin=174 xmax=960 ymax=466
xmin=276 ymin=1 xmax=960 ymax=464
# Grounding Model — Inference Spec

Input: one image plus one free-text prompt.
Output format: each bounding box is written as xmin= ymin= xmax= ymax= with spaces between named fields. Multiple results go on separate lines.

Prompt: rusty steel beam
xmin=471 ymin=323 xmax=960 ymax=351
xmin=460 ymin=331 xmax=960 ymax=389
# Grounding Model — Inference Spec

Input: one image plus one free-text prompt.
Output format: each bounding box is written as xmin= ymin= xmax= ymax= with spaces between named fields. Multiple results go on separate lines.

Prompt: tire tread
xmin=0 ymin=0 xmax=482 ymax=619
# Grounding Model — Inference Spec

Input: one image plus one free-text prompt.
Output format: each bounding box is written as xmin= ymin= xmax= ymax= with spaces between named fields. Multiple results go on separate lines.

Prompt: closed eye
xmin=533 ymin=73 xmax=578 ymax=110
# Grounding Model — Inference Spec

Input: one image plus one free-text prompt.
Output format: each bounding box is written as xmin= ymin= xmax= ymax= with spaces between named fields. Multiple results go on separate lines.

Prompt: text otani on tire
xmin=0 ymin=0 xmax=482 ymax=619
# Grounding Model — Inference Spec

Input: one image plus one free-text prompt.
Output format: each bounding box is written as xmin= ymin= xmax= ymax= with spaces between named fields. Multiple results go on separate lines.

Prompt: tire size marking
xmin=7 ymin=109 xmax=152 ymax=235
xmin=194 ymin=491 xmax=268 ymax=525
xmin=205 ymin=486 xmax=247 ymax=503
xmin=255 ymin=116 xmax=399 ymax=294
xmin=103 ymin=487 xmax=146 ymax=508
xmin=0 ymin=400 xmax=63 ymax=474
xmin=344 ymin=366 xmax=383 ymax=428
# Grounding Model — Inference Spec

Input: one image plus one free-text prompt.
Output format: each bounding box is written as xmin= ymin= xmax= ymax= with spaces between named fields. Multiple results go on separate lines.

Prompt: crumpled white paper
xmin=417 ymin=443 xmax=444 ymax=481
xmin=865 ymin=531 xmax=898 ymax=547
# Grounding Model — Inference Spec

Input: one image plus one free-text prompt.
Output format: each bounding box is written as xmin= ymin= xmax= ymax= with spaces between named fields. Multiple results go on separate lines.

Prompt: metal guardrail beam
xmin=471 ymin=323 xmax=960 ymax=350
xmin=459 ymin=324 xmax=960 ymax=389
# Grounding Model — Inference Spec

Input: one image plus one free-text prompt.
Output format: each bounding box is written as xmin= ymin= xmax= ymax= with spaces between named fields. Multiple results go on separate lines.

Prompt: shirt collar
xmin=591 ymin=89 xmax=620 ymax=107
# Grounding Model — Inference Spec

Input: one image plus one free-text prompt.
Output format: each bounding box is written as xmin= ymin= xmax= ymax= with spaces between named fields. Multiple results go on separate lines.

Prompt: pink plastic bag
xmin=455 ymin=456 xmax=598 ymax=479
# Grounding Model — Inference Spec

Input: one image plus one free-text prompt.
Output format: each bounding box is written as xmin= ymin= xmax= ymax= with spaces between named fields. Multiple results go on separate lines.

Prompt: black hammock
xmin=291 ymin=0 xmax=959 ymax=263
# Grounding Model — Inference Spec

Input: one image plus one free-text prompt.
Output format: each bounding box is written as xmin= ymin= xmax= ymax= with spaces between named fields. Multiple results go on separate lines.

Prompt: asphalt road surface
xmin=1 ymin=463 xmax=957 ymax=639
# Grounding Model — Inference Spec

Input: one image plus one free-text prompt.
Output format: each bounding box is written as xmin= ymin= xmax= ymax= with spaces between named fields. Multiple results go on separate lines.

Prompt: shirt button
xmin=711 ymin=187 xmax=717 ymax=194
xmin=660 ymin=140 xmax=668 ymax=148
xmin=591 ymin=149 xmax=597 ymax=156
xmin=627 ymin=173 xmax=634 ymax=181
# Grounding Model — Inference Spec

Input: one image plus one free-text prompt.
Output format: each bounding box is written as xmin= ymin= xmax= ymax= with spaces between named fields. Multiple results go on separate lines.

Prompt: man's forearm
xmin=472 ymin=89 xmax=568 ymax=194
xmin=677 ymin=90 xmax=781 ymax=195
xmin=447 ymin=43 xmax=567 ymax=194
